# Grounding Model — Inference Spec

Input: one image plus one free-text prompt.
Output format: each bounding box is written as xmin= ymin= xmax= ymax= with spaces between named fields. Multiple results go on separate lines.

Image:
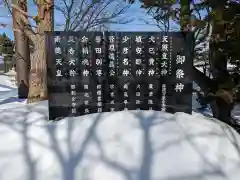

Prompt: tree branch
xmin=11 ymin=4 xmax=33 ymax=19
xmin=11 ymin=3 xmax=36 ymax=42
xmin=70 ymin=0 xmax=102 ymax=31
xmin=55 ymin=0 xmax=131 ymax=31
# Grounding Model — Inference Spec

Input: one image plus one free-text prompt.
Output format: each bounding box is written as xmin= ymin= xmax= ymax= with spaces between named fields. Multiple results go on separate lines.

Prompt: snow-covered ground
xmin=0 ymin=75 xmax=240 ymax=180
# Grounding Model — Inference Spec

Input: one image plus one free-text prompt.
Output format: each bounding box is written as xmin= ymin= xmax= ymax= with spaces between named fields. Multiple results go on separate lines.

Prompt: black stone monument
xmin=45 ymin=31 xmax=193 ymax=121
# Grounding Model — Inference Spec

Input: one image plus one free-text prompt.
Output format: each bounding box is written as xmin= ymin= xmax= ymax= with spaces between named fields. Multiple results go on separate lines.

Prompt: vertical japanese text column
xmin=146 ymin=34 xmax=157 ymax=110
xmin=120 ymin=33 xmax=131 ymax=111
xmin=80 ymin=34 xmax=91 ymax=114
xmin=167 ymin=33 xmax=193 ymax=113
xmin=134 ymin=34 xmax=144 ymax=110
xmin=53 ymin=33 xmax=71 ymax=118
xmin=166 ymin=34 xmax=175 ymax=113
xmin=160 ymin=35 xmax=169 ymax=112
xmin=174 ymin=51 xmax=186 ymax=112
xmin=67 ymin=34 xmax=78 ymax=116
xmin=93 ymin=33 xmax=104 ymax=113
xmin=173 ymin=33 xmax=193 ymax=113
xmin=54 ymin=35 xmax=63 ymax=78
xmin=107 ymin=33 xmax=117 ymax=112
xmin=51 ymin=34 xmax=64 ymax=119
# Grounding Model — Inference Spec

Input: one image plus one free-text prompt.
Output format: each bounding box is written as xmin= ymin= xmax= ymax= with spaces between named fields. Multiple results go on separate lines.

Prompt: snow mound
xmin=0 ymin=86 xmax=11 ymax=91
xmin=0 ymin=102 xmax=240 ymax=180
xmin=0 ymin=75 xmax=17 ymax=89
xmin=0 ymin=75 xmax=27 ymax=106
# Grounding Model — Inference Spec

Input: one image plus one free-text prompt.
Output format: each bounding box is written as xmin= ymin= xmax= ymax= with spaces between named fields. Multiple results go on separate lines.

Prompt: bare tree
xmin=141 ymin=0 xmax=212 ymax=66
xmin=55 ymin=0 xmax=133 ymax=31
xmin=4 ymin=0 xmax=54 ymax=103
xmin=140 ymin=9 xmax=178 ymax=31
xmin=2 ymin=0 xmax=30 ymax=98
xmin=138 ymin=1 xmax=179 ymax=32
xmin=2 ymin=0 xmax=132 ymax=103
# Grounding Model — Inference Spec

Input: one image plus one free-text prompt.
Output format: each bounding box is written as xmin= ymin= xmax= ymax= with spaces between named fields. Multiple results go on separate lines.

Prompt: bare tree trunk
xmin=192 ymin=66 xmax=218 ymax=92
xmin=209 ymin=5 xmax=227 ymax=77
xmin=209 ymin=2 xmax=235 ymax=123
xmin=28 ymin=0 xmax=53 ymax=103
xmin=28 ymin=35 xmax=46 ymax=102
xmin=12 ymin=0 xmax=30 ymax=98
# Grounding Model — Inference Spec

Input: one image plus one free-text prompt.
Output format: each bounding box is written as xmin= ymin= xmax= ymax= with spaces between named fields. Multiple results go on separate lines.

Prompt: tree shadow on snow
xmin=0 ymin=97 xmax=26 ymax=105
xmin=0 ymin=105 xmax=103 ymax=180
xmin=0 ymin=84 xmax=15 ymax=91
xmin=94 ymin=111 xmax=169 ymax=180
xmin=0 ymin=107 xmax=240 ymax=180
xmin=85 ymin=111 xmax=240 ymax=180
